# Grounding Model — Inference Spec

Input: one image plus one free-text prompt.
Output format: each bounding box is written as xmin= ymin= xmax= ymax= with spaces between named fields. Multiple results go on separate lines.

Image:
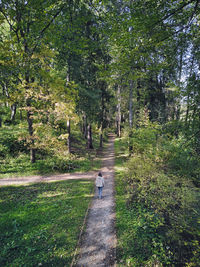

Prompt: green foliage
xmin=0 ymin=180 xmax=94 ymax=266
xmin=0 ymin=124 xmax=101 ymax=178
xmin=115 ymin=124 xmax=200 ymax=266
xmin=130 ymin=125 xmax=159 ymax=155
xmin=158 ymin=135 xmax=200 ymax=185
xmin=0 ymin=125 xmax=27 ymax=158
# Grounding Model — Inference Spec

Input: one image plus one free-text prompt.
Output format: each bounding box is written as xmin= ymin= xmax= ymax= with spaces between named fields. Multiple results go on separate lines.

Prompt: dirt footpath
xmin=75 ymin=134 xmax=117 ymax=266
xmin=0 ymin=171 xmax=97 ymax=186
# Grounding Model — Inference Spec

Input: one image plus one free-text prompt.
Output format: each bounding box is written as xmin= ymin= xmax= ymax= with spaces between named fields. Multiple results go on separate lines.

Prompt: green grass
xmin=0 ymin=179 xmax=94 ymax=266
xmin=0 ymin=153 xmax=101 ymax=179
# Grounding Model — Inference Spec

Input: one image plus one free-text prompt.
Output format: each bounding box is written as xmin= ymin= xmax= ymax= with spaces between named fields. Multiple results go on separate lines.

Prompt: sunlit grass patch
xmin=0 ymin=179 xmax=94 ymax=267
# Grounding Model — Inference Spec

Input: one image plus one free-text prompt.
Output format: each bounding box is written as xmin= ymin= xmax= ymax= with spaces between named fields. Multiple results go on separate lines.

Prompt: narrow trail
xmin=75 ymin=134 xmax=116 ymax=267
xmin=0 ymin=171 xmax=97 ymax=186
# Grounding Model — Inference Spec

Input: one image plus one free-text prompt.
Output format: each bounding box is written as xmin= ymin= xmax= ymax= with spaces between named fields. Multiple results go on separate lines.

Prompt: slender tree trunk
xmin=83 ymin=115 xmax=87 ymax=139
xmin=67 ymin=119 xmax=71 ymax=153
xmin=84 ymin=116 xmax=87 ymax=140
xmin=99 ymin=124 xmax=103 ymax=148
xmin=185 ymin=95 xmax=190 ymax=126
xmin=100 ymin=87 xmax=105 ymax=148
xmin=87 ymin=124 xmax=93 ymax=149
xmin=136 ymin=79 xmax=141 ymax=128
xmin=26 ymin=73 xmax=36 ymax=163
xmin=20 ymin=109 xmax=23 ymax=120
xmin=0 ymin=117 xmax=2 ymax=127
xmin=129 ymin=79 xmax=133 ymax=154
xmin=129 ymin=80 xmax=133 ymax=128
xmin=192 ymin=106 xmax=197 ymax=131
xmin=10 ymin=104 xmax=17 ymax=121
xmin=3 ymin=83 xmax=10 ymax=107
xmin=117 ymin=84 xmax=121 ymax=137
xmin=27 ymin=109 xmax=36 ymax=163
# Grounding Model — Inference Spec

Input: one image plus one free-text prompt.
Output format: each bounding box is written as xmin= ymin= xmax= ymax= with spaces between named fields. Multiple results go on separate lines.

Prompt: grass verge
xmin=0 ymin=179 xmax=94 ymax=266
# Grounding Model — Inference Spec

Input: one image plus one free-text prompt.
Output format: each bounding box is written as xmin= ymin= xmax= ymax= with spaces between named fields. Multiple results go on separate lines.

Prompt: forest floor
xmin=0 ymin=134 xmax=117 ymax=267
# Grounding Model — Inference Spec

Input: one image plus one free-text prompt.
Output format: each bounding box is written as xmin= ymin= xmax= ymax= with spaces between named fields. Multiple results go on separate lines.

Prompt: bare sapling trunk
xmin=10 ymin=104 xmax=17 ymax=121
xmin=67 ymin=119 xmax=71 ymax=153
xmin=26 ymin=73 xmax=36 ymax=163
xmin=129 ymin=80 xmax=133 ymax=154
xmin=117 ymin=85 xmax=121 ymax=137
xmin=99 ymin=124 xmax=103 ymax=148
xmin=84 ymin=115 xmax=87 ymax=139
xmin=27 ymin=109 xmax=36 ymax=163
xmin=87 ymin=124 xmax=93 ymax=149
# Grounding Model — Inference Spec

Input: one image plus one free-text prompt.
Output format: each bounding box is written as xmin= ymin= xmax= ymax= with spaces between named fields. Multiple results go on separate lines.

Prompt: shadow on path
xmin=75 ymin=134 xmax=116 ymax=267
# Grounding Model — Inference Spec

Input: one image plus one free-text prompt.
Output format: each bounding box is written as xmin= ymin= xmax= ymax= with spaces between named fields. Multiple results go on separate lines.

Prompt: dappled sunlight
xmin=38 ymin=192 xmax=65 ymax=198
xmin=77 ymin=135 xmax=116 ymax=266
xmin=0 ymin=179 xmax=94 ymax=266
xmin=114 ymin=166 xmax=126 ymax=172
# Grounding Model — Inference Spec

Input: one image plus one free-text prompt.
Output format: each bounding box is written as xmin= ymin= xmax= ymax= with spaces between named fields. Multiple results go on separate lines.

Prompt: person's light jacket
xmin=95 ymin=176 xmax=105 ymax=187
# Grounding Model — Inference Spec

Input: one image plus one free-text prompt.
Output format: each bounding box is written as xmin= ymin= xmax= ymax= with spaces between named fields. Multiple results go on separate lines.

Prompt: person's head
xmin=98 ymin=172 xmax=102 ymax=177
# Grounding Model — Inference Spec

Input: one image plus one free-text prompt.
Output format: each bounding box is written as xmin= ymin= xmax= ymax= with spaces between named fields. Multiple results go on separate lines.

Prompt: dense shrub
xmin=116 ymin=124 xmax=200 ymax=266
xmin=0 ymin=127 xmax=27 ymax=158
xmin=124 ymin=154 xmax=199 ymax=265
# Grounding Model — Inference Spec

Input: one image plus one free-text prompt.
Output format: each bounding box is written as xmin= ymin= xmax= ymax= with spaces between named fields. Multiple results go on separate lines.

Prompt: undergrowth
xmin=0 ymin=124 xmax=101 ymax=178
xmin=115 ymin=125 xmax=200 ymax=266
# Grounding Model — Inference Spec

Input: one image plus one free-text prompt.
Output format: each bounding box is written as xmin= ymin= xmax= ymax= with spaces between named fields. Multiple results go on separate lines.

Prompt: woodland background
xmin=0 ymin=0 xmax=200 ymax=266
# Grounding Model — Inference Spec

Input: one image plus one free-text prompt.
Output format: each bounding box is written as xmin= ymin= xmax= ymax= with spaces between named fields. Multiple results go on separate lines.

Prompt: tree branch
xmin=152 ymin=0 xmax=198 ymax=27
xmin=32 ymin=5 xmax=65 ymax=54
xmin=0 ymin=6 xmax=20 ymax=41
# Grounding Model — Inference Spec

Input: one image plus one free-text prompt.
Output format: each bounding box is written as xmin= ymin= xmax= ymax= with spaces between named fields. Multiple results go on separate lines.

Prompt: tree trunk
xmin=67 ymin=119 xmax=71 ymax=153
xmin=129 ymin=80 xmax=133 ymax=128
xmin=10 ymin=104 xmax=17 ymax=121
xmin=27 ymin=109 xmax=36 ymax=163
xmin=185 ymin=95 xmax=190 ymax=127
xmin=83 ymin=115 xmax=87 ymax=139
xmin=20 ymin=109 xmax=23 ymax=120
xmin=117 ymin=84 xmax=121 ymax=137
xmin=87 ymin=124 xmax=93 ymax=149
xmin=129 ymin=80 xmax=134 ymax=154
xmin=100 ymin=86 xmax=106 ymax=148
xmin=26 ymin=73 xmax=36 ymax=163
xmin=99 ymin=124 xmax=103 ymax=148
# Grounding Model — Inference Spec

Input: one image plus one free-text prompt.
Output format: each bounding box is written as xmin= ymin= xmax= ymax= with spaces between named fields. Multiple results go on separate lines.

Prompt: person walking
xmin=95 ymin=172 xmax=105 ymax=199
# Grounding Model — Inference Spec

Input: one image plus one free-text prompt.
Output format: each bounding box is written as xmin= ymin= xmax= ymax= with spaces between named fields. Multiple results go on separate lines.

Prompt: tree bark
xmin=83 ymin=115 xmax=87 ymax=139
xmin=116 ymin=84 xmax=121 ymax=137
xmin=27 ymin=109 xmax=36 ymax=163
xmin=10 ymin=104 xmax=17 ymax=121
xmin=99 ymin=124 xmax=103 ymax=148
xmin=26 ymin=73 xmax=36 ymax=163
xmin=129 ymin=80 xmax=133 ymax=128
xmin=87 ymin=124 xmax=93 ymax=149
xmin=129 ymin=80 xmax=134 ymax=154
xmin=67 ymin=119 xmax=71 ymax=153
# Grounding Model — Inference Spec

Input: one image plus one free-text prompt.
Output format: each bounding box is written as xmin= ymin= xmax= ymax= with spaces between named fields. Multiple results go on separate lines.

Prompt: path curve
xmin=75 ymin=134 xmax=117 ymax=266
